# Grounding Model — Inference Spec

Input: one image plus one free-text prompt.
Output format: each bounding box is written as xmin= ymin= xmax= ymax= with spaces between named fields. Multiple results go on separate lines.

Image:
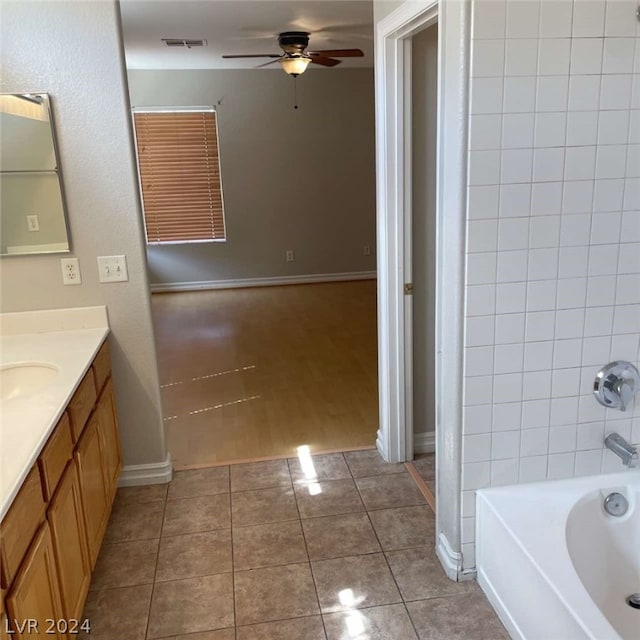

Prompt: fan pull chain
xmin=293 ymin=77 xmax=298 ymax=110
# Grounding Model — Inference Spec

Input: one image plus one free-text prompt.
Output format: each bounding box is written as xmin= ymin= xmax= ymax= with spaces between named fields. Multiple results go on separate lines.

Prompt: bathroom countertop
xmin=0 ymin=306 xmax=109 ymax=520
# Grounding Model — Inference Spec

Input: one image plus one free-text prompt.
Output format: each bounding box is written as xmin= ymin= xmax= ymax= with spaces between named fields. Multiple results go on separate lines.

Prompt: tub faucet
xmin=604 ymin=433 xmax=638 ymax=468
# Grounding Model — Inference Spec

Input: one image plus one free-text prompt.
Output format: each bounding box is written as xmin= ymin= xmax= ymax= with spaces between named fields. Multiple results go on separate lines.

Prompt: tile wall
xmin=461 ymin=0 xmax=640 ymax=569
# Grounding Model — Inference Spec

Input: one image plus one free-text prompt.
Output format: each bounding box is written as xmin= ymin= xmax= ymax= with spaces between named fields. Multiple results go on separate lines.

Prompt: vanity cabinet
xmin=0 ymin=341 xmax=121 ymax=638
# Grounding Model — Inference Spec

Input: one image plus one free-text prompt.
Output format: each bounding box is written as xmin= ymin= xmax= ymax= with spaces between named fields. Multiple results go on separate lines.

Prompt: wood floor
xmin=151 ymin=281 xmax=379 ymax=468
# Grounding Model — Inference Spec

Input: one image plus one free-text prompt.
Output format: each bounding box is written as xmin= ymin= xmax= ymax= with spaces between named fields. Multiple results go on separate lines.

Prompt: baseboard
xmin=150 ymin=271 xmax=377 ymax=293
xmin=436 ymin=531 xmax=464 ymax=581
xmin=414 ymin=431 xmax=435 ymax=453
xmin=477 ymin=568 xmax=525 ymax=640
xmin=118 ymin=453 xmax=173 ymax=487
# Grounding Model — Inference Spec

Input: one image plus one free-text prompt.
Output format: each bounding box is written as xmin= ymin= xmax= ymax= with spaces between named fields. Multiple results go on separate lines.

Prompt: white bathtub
xmin=476 ymin=471 xmax=640 ymax=640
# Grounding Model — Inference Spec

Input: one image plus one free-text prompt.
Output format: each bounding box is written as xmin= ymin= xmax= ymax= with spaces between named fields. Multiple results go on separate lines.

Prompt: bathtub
xmin=476 ymin=471 xmax=640 ymax=640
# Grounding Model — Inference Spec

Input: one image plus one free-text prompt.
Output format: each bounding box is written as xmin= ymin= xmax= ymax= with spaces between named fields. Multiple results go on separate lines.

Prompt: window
xmin=132 ymin=109 xmax=226 ymax=244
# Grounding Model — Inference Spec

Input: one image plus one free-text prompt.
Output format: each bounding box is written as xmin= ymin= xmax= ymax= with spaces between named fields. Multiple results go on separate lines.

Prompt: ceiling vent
xmin=162 ymin=38 xmax=207 ymax=48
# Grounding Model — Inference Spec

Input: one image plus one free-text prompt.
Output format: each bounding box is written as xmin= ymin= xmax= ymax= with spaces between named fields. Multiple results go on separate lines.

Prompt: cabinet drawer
xmin=0 ymin=467 xmax=46 ymax=588
xmin=92 ymin=341 xmax=111 ymax=395
xmin=38 ymin=413 xmax=73 ymax=502
xmin=67 ymin=369 xmax=97 ymax=443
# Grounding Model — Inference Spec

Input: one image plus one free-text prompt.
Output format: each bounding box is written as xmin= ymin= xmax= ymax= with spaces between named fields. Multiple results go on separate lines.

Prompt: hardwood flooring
xmin=151 ymin=281 xmax=379 ymax=468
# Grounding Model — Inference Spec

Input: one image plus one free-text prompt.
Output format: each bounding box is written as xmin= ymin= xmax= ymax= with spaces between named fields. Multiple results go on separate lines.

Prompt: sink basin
xmin=0 ymin=363 xmax=59 ymax=401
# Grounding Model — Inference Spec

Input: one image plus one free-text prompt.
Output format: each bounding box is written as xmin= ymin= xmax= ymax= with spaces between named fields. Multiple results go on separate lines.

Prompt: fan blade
xmin=310 ymin=56 xmax=341 ymax=67
xmin=256 ymin=59 xmax=281 ymax=68
xmin=308 ymin=49 xmax=364 ymax=58
xmin=222 ymin=54 xmax=281 ymax=59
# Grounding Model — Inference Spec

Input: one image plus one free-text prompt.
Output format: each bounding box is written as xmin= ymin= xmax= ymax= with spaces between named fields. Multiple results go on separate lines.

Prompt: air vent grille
xmin=162 ymin=38 xmax=207 ymax=48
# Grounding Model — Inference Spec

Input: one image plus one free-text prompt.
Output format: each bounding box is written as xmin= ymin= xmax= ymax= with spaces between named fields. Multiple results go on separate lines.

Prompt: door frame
xmin=375 ymin=0 xmax=471 ymax=579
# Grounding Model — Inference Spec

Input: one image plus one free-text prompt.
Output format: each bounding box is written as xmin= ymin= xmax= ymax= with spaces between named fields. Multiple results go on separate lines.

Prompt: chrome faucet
xmin=604 ymin=433 xmax=638 ymax=468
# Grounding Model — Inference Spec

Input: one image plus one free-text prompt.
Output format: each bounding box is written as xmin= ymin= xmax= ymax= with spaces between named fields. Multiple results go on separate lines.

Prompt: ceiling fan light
xmin=279 ymin=55 xmax=311 ymax=77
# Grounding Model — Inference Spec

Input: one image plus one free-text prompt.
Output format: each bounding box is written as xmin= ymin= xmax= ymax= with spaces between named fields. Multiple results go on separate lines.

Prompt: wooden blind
xmin=133 ymin=110 xmax=226 ymax=243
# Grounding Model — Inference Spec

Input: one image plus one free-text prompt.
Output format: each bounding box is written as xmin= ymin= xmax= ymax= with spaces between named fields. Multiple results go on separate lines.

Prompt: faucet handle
xmin=594 ymin=361 xmax=640 ymax=412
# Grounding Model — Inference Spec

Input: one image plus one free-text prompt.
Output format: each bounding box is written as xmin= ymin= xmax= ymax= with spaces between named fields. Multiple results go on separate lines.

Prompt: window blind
xmin=133 ymin=110 xmax=226 ymax=244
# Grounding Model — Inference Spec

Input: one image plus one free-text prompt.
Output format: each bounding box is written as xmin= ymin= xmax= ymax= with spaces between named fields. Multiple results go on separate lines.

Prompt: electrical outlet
xmin=60 ymin=258 xmax=81 ymax=285
xmin=97 ymin=255 xmax=128 ymax=283
xmin=27 ymin=215 xmax=40 ymax=231
xmin=363 ymin=245 xmax=371 ymax=256
xmin=286 ymin=249 xmax=295 ymax=262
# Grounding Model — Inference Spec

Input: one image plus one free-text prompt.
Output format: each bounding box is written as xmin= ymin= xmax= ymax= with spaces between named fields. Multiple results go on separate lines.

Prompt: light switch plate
xmin=97 ymin=255 xmax=128 ymax=283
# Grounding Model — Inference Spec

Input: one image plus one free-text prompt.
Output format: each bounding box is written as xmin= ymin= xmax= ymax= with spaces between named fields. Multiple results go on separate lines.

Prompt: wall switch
xmin=286 ymin=249 xmax=295 ymax=262
xmin=61 ymin=258 xmax=81 ymax=285
xmin=27 ymin=215 xmax=40 ymax=231
xmin=363 ymin=245 xmax=371 ymax=256
xmin=97 ymin=255 xmax=128 ymax=283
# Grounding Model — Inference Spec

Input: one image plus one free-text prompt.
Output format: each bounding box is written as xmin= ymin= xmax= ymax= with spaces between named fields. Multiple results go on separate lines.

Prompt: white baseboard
xmin=150 ymin=271 xmax=377 ymax=293
xmin=414 ymin=431 xmax=435 ymax=453
xmin=436 ymin=532 xmax=463 ymax=580
xmin=118 ymin=453 xmax=173 ymax=487
xmin=478 ymin=568 xmax=524 ymax=640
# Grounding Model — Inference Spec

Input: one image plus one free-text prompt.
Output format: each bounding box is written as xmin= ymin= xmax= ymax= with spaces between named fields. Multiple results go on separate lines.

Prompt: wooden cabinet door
xmin=96 ymin=379 xmax=122 ymax=505
xmin=74 ymin=415 xmax=108 ymax=569
xmin=48 ymin=461 xmax=90 ymax=621
xmin=6 ymin=524 xmax=66 ymax=640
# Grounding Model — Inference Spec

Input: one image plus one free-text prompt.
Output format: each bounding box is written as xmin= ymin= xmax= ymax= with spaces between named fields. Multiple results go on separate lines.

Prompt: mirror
xmin=0 ymin=93 xmax=70 ymax=256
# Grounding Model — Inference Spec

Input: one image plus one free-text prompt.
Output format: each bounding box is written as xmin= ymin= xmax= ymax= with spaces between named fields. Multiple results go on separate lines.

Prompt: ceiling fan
xmin=222 ymin=31 xmax=364 ymax=77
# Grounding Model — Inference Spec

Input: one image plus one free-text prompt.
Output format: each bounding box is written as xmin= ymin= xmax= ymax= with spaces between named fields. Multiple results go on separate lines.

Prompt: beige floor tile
xmin=89 ymin=539 xmax=158 ymax=591
xmin=236 ymin=616 xmax=326 ymax=640
xmin=162 ymin=494 xmax=231 ymax=536
xmin=234 ymin=563 xmax=320 ymax=626
xmin=231 ymin=486 xmax=299 ymax=527
xmin=230 ymin=459 xmax=292 ymax=492
xmin=288 ymin=453 xmax=352 ymax=484
xmin=115 ymin=483 xmax=168 ymax=505
xmin=302 ymin=513 xmax=380 ymax=560
xmin=168 ymin=466 xmax=230 ymax=500
xmin=79 ymin=584 xmax=152 ymax=640
xmin=344 ymin=449 xmax=407 ymax=478
xmin=312 ymin=553 xmax=401 ymax=613
xmin=147 ymin=574 xmax=234 ymax=638
xmin=233 ymin=520 xmax=308 ymax=570
xmin=156 ymin=529 xmax=232 ymax=582
xmin=407 ymin=593 xmax=509 ymax=640
xmin=161 ymin=631 xmax=235 ymax=640
xmin=386 ymin=546 xmax=477 ymax=601
xmin=323 ymin=603 xmax=418 ymax=640
xmin=355 ymin=474 xmax=426 ymax=510
xmin=413 ymin=454 xmax=435 ymax=484
xmin=103 ymin=501 xmax=164 ymax=543
xmin=369 ymin=506 xmax=436 ymax=551
xmin=294 ymin=479 xmax=364 ymax=519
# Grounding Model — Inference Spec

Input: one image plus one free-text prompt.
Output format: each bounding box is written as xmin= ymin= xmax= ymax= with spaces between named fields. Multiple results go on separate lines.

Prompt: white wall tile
xmin=622 ymin=179 xmax=640 ymax=210
xmin=550 ymin=396 xmax=579 ymax=426
xmin=469 ymin=150 xmax=501 ymax=185
xmin=571 ymin=39 xmax=603 ymax=76
xmin=522 ymin=370 xmax=552 ymax=400
xmin=495 ymin=313 xmax=526 ymax=344
xmin=468 ymin=219 xmax=498 ymax=252
xmin=618 ymin=244 xmax=640 ymax=274
xmin=466 ymin=346 xmax=495 ymax=377
xmin=600 ymin=75 xmax=633 ymax=110
xmin=472 ymin=39 xmax=506 ymax=78
xmin=629 ymin=110 xmax=640 ymax=144
xmin=588 ymin=244 xmax=620 ymax=276
xmin=602 ymin=38 xmax=636 ymax=75
xmin=462 ymin=517 xmax=476 ymax=544
xmin=551 ymin=366 xmax=582 ymax=397
xmin=497 ymin=250 xmax=528 ymax=282
xmin=465 ymin=374 xmax=494 ymax=405
xmin=559 ymin=214 xmax=591 ymax=247
xmin=498 ymin=217 xmax=529 ymax=250
xmin=466 ymin=315 xmax=496 ymax=347
xmin=556 ymin=277 xmax=587 ymax=310
xmin=626 ymin=145 xmax=640 ymax=177
xmin=521 ymin=427 xmax=549 ymax=456
xmin=502 ymin=113 xmax=534 ymax=148
xmin=533 ymin=147 xmax=565 ymax=182
xmin=536 ymin=76 xmax=569 ymax=112
xmin=501 ymin=148 xmax=533 ymax=183
xmin=461 ymin=490 xmax=476 ymax=518
xmin=604 ymin=0 xmax=638 ymax=37
xmin=558 ymin=246 xmax=590 ymax=279
xmin=521 ymin=399 xmax=551 ymax=428
xmin=572 ymin=0 xmax=606 ymax=38
xmin=582 ymin=335 xmax=613 ymax=365
xmin=562 ymin=180 xmax=594 ymax=213
xmin=493 ymin=372 xmax=524 ymax=403
xmin=470 ymin=114 xmax=503 ymax=150
xmin=584 ymin=305 xmax=615 ymax=336
xmin=463 ymin=433 xmax=492 ymax=463
xmin=523 ymin=340 xmax=554 ymax=370
xmin=529 ymin=216 xmax=560 ymax=248
xmin=525 ymin=310 xmax=556 ymax=342
xmin=547 ymin=452 xmax=576 ymax=479
xmin=469 ymin=185 xmax=500 ymax=219
xmin=506 ymin=0 xmax=540 ymax=38
xmin=467 ymin=253 xmax=497 ymax=284
xmin=467 ymin=283 xmax=497 ymax=316
xmin=539 ymin=0 xmax=573 ymax=38
xmin=500 ymin=183 xmax=532 ymax=217
xmin=553 ymin=338 xmax=583 ymax=369
xmin=473 ymin=0 xmax=507 ymax=39
xmin=492 ymin=401 xmax=523 ymax=431
xmin=574 ymin=449 xmax=603 ymax=476
xmin=549 ymin=425 xmax=577 ymax=453
xmin=534 ymin=112 xmax=567 ymax=147
xmin=568 ymin=75 xmax=601 ymax=111
xmin=471 ymin=77 xmax=505 ymax=114
xmin=555 ymin=308 xmax=585 ymax=339
xmin=492 ymin=430 xmax=521 ymax=459
xmin=616 ymin=273 xmax=640 ymax=304
xmin=564 ymin=146 xmax=597 ymax=181
xmin=462 ymin=461 xmax=491 ymax=490
xmin=613 ymin=303 xmax=640 ymax=333
xmin=527 ymin=280 xmax=557 ymax=312
xmin=490 ymin=458 xmax=520 ymax=485
xmin=494 ymin=343 xmax=524 ymax=374
xmin=464 ymin=404 xmax=493 ymax=434
xmin=519 ymin=455 xmax=548 ymax=482
xmin=528 ymin=247 xmax=559 ymax=280
xmin=531 ymin=182 xmax=563 ymax=215
xmin=590 ymin=212 xmax=622 ymax=245
xmin=504 ymin=76 xmax=537 ymax=112
xmin=538 ymin=38 xmax=571 ymax=76
xmin=505 ymin=38 xmax=538 ymax=76
xmin=566 ymin=111 xmax=599 ymax=147
xmin=593 ymin=178 xmax=625 ymax=211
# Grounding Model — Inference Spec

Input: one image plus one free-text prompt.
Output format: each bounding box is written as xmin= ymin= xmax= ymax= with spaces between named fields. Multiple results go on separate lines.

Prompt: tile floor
xmin=81 ymin=450 xmax=507 ymax=640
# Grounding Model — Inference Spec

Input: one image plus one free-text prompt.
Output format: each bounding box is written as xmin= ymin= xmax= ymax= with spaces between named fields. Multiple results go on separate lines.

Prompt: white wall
xmin=0 ymin=1 xmax=167 ymax=470
xmin=127 ymin=69 xmax=376 ymax=286
xmin=461 ymin=0 xmax=640 ymax=569
xmin=412 ymin=24 xmax=438 ymax=443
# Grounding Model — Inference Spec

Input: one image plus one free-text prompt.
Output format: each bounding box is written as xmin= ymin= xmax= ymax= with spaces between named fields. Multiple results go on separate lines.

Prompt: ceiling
xmin=119 ymin=0 xmax=374 ymax=70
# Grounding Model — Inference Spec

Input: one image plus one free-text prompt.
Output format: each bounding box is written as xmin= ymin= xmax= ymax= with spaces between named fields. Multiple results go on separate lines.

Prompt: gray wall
xmin=127 ymin=69 xmax=377 ymax=285
xmin=412 ymin=24 xmax=438 ymax=441
xmin=0 ymin=0 xmax=167 ymax=469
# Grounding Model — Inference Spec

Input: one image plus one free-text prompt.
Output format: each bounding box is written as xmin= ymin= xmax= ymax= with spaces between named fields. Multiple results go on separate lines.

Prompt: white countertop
xmin=0 ymin=306 xmax=109 ymax=519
